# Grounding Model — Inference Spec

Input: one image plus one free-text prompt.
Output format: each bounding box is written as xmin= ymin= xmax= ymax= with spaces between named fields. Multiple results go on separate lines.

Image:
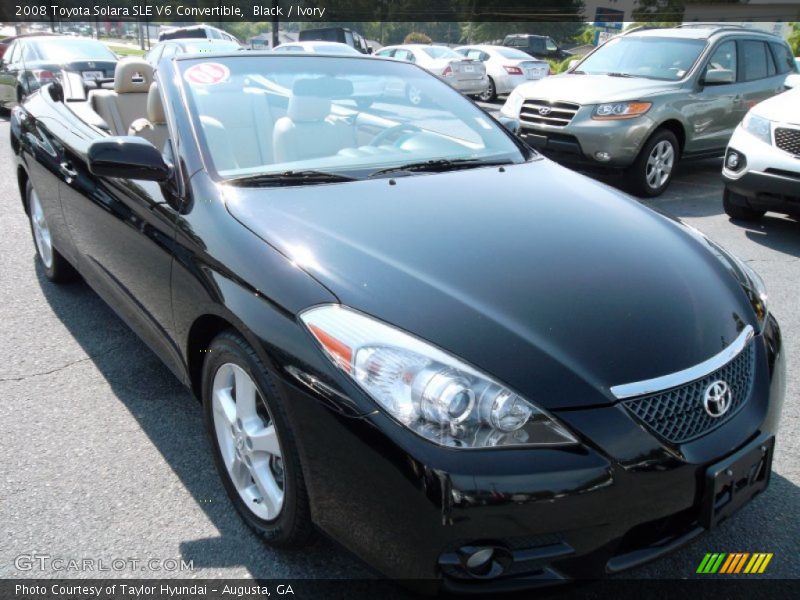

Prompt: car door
xmin=0 ymin=41 xmax=21 ymax=104
xmin=687 ymin=39 xmax=749 ymax=154
xmin=738 ymin=39 xmax=786 ymax=111
xmin=52 ymin=95 xmax=183 ymax=376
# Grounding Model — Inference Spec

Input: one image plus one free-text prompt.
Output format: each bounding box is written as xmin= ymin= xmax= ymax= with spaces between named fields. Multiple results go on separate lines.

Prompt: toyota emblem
xmin=703 ymin=380 xmax=732 ymax=418
xmin=538 ymin=106 xmax=552 ymax=115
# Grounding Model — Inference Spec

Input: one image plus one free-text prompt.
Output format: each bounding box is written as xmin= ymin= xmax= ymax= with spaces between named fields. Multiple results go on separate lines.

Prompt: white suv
xmin=722 ymin=87 xmax=800 ymax=221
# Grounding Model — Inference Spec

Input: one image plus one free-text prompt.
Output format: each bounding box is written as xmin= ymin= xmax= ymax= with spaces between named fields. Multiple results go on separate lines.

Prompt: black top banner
xmin=3 ymin=0 xmax=799 ymax=23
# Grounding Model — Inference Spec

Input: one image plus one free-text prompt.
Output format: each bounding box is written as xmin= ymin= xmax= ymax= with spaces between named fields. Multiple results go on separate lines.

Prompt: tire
xmin=16 ymin=86 xmax=27 ymax=105
xmin=723 ymin=187 xmax=765 ymax=221
xmin=477 ymin=77 xmax=496 ymax=103
xmin=626 ymin=129 xmax=680 ymax=198
xmin=202 ymin=330 xmax=315 ymax=548
xmin=26 ymin=181 xmax=76 ymax=283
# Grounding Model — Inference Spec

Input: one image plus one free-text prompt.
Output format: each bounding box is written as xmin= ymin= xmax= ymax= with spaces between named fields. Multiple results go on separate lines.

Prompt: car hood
xmin=751 ymin=87 xmax=800 ymax=124
xmin=514 ymin=73 xmax=675 ymax=104
xmin=224 ymin=160 xmax=756 ymax=410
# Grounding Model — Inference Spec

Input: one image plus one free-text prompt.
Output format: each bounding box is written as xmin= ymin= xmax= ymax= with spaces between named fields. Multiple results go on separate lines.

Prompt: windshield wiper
xmin=226 ymin=170 xmax=357 ymax=187
xmin=368 ymin=158 xmax=513 ymax=178
xmin=606 ymin=72 xmax=636 ymax=78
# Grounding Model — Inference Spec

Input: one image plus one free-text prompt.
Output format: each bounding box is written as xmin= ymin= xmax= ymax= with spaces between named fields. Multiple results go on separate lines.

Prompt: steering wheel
xmin=369 ymin=123 xmax=421 ymax=147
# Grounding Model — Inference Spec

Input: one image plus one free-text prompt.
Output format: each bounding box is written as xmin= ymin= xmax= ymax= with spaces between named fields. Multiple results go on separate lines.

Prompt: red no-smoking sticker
xmin=184 ymin=62 xmax=230 ymax=85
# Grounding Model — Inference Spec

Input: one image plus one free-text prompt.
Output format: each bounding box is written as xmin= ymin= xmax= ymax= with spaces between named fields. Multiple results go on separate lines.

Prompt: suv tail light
xmin=503 ymin=65 xmax=523 ymax=75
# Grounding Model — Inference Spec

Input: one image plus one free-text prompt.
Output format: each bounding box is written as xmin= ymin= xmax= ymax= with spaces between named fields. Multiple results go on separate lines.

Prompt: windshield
xmin=178 ymin=56 xmax=526 ymax=181
xmin=421 ymin=46 xmax=462 ymax=60
xmin=496 ymin=47 xmax=533 ymax=60
xmin=31 ymin=38 xmax=116 ymax=61
xmin=578 ymin=36 xmax=706 ymax=80
xmin=182 ymin=41 xmax=240 ymax=54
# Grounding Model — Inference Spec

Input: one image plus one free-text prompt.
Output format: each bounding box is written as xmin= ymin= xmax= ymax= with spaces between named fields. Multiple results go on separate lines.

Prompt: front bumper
xmin=516 ymin=107 xmax=655 ymax=169
xmin=723 ymin=125 xmax=800 ymax=217
xmin=279 ymin=316 xmax=784 ymax=591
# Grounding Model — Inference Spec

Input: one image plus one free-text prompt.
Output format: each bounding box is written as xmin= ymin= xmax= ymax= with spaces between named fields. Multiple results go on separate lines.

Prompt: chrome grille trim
xmin=519 ymin=99 xmax=580 ymax=128
xmin=610 ymin=325 xmax=754 ymax=400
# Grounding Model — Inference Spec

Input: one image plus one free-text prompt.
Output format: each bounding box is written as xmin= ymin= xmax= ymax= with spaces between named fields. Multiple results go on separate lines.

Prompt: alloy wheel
xmin=477 ymin=79 xmax=495 ymax=102
xmin=29 ymin=189 xmax=53 ymax=269
xmin=646 ymin=140 xmax=675 ymax=190
xmin=212 ymin=363 xmax=285 ymax=521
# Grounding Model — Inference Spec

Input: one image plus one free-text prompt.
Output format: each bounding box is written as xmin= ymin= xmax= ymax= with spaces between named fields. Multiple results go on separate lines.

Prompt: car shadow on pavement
xmin=34 ymin=259 xmax=374 ymax=579
xmin=35 ymin=257 xmax=800 ymax=583
xmin=733 ymin=217 xmax=800 ymax=259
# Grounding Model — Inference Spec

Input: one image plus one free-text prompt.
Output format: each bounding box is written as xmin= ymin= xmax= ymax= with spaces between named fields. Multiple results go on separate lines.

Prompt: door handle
xmin=59 ymin=161 xmax=78 ymax=180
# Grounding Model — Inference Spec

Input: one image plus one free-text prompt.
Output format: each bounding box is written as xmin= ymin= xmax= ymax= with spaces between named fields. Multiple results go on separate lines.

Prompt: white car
xmin=455 ymin=44 xmax=549 ymax=102
xmin=722 ymin=87 xmax=800 ymax=221
xmin=273 ymin=42 xmax=385 ymax=109
xmin=375 ymin=44 xmax=489 ymax=104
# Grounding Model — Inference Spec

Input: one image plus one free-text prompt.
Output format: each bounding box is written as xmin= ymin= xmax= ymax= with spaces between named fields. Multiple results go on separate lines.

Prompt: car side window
xmin=769 ymin=42 xmax=795 ymax=74
xmin=375 ymin=49 xmax=393 ymax=58
xmin=705 ymin=40 xmax=737 ymax=83
xmin=465 ymin=49 xmax=482 ymax=61
xmin=394 ymin=49 xmax=415 ymax=63
xmin=546 ymin=38 xmax=558 ymax=52
xmin=21 ymin=43 xmax=38 ymax=62
xmin=5 ymin=41 xmax=19 ymax=64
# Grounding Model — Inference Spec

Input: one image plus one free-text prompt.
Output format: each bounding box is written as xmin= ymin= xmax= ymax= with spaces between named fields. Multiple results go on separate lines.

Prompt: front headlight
xmin=592 ymin=101 xmax=652 ymax=120
xmin=742 ymin=111 xmax=772 ymax=144
xmin=301 ymin=305 xmax=577 ymax=449
xmin=502 ymin=89 xmax=525 ymax=118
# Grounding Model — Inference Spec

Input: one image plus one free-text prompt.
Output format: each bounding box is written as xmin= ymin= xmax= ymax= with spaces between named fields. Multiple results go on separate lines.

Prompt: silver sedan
xmin=375 ymin=44 xmax=489 ymax=104
xmin=456 ymin=44 xmax=550 ymax=102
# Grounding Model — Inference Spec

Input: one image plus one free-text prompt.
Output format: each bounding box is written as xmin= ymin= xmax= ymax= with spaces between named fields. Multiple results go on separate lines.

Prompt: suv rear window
xmin=769 ymin=42 xmax=796 ymax=74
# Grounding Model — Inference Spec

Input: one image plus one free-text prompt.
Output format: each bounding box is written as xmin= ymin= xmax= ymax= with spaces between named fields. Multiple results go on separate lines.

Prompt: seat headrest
xmin=287 ymin=77 xmax=353 ymax=123
xmin=287 ymin=95 xmax=330 ymax=123
xmin=147 ymin=82 xmax=166 ymax=124
xmin=114 ymin=59 xmax=154 ymax=94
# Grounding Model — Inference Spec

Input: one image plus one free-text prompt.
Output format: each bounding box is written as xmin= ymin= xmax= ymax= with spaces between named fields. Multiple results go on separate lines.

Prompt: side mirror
xmin=702 ymin=68 xmax=734 ymax=85
xmin=568 ymin=59 xmax=579 ymax=71
xmin=88 ymin=136 xmax=171 ymax=181
xmin=496 ymin=115 xmax=522 ymax=135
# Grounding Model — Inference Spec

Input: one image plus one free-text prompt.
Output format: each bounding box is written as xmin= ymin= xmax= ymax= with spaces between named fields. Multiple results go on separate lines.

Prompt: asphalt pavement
xmin=1 ymin=110 xmax=798 ymax=585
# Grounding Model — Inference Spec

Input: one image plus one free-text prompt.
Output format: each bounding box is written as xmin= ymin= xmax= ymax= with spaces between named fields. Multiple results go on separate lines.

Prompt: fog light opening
xmin=595 ymin=151 xmax=612 ymax=162
xmin=458 ymin=545 xmax=507 ymax=579
xmin=725 ymin=149 xmax=745 ymax=171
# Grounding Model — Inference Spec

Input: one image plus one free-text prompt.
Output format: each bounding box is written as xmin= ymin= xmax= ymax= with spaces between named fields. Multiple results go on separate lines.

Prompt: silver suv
xmin=500 ymin=26 xmax=798 ymax=196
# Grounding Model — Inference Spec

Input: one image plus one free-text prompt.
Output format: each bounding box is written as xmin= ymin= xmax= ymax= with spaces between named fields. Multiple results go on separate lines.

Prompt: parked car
xmin=144 ymin=39 xmax=241 ymax=66
xmin=375 ymin=44 xmax=489 ymax=104
xmin=456 ymin=44 xmax=549 ymax=101
xmin=298 ymin=27 xmax=371 ymax=54
xmin=501 ymin=25 xmax=798 ymax=196
xmin=503 ymin=34 xmax=570 ymax=61
xmin=273 ymin=42 xmax=384 ymax=108
xmin=0 ymin=35 xmax=117 ymax=108
xmin=158 ymin=25 xmax=240 ymax=44
xmin=722 ymin=87 xmax=800 ymax=220
xmin=11 ymin=50 xmax=784 ymax=590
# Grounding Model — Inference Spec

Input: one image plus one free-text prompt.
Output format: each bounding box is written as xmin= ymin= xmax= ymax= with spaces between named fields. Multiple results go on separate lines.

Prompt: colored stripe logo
xmin=697 ymin=553 xmax=773 ymax=574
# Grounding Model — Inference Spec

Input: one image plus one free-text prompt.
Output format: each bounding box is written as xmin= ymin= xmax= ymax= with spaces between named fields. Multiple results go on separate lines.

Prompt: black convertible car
xmin=11 ymin=52 xmax=784 ymax=591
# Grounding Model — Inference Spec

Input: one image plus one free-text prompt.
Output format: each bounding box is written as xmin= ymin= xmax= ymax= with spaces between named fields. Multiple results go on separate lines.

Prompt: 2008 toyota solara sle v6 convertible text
xmin=12 ymin=53 xmax=785 ymax=591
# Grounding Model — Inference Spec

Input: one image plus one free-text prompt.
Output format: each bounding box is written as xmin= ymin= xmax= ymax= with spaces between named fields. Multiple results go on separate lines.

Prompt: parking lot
xmin=0 ymin=103 xmax=798 ymax=586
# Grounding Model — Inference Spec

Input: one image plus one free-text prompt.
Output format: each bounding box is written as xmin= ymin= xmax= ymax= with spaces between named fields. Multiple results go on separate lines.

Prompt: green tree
xmin=404 ymin=32 xmax=433 ymax=44
xmin=789 ymin=23 xmax=800 ymax=55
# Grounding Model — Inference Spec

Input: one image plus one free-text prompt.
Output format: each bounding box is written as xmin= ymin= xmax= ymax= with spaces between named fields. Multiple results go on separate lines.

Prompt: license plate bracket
xmin=702 ymin=436 xmax=774 ymax=529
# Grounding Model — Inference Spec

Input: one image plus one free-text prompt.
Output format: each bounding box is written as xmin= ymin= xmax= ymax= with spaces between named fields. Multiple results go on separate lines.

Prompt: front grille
xmin=622 ymin=341 xmax=755 ymax=444
xmin=520 ymin=99 xmax=580 ymax=128
xmin=775 ymin=127 xmax=800 ymax=156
